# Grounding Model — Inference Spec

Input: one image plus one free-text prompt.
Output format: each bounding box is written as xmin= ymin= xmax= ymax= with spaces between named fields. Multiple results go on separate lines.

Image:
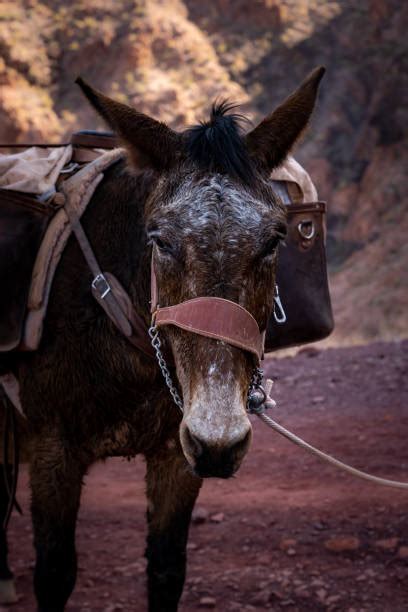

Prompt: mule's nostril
xmin=186 ymin=424 xmax=252 ymax=479
xmin=181 ymin=415 xmax=252 ymax=478
xmin=232 ymin=427 xmax=252 ymax=457
xmin=185 ymin=424 xmax=252 ymax=463
xmin=185 ymin=427 xmax=204 ymax=458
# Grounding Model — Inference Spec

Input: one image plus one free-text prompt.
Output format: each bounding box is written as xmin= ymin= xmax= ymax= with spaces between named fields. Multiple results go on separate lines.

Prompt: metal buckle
xmin=91 ymin=273 xmax=111 ymax=299
xmin=60 ymin=162 xmax=79 ymax=175
xmin=297 ymin=219 xmax=315 ymax=240
xmin=38 ymin=187 xmax=56 ymax=204
xmin=273 ymin=284 xmax=287 ymax=324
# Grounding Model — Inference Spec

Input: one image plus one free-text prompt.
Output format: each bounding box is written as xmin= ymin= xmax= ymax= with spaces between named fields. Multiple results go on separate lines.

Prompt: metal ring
xmin=60 ymin=162 xmax=79 ymax=174
xmin=297 ymin=220 xmax=315 ymax=240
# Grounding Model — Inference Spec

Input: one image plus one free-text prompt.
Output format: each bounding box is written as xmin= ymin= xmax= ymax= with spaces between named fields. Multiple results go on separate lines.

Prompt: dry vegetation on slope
xmin=0 ymin=0 xmax=407 ymax=345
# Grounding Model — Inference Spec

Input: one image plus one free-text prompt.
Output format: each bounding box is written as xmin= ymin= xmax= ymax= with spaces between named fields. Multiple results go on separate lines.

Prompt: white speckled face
xmin=149 ymin=172 xmax=285 ymax=302
xmin=181 ymin=349 xmax=251 ymax=463
xmin=176 ymin=335 xmax=252 ymax=478
xmin=162 ymin=174 xmax=266 ymax=246
xmin=147 ymin=170 xmax=286 ymax=477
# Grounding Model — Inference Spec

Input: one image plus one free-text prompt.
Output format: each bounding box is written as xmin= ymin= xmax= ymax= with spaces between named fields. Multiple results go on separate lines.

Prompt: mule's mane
xmin=184 ymin=101 xmax=257 ymax=185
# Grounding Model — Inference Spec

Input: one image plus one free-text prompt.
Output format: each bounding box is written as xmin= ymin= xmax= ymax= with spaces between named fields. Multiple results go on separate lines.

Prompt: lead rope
xmin=149 ymin=328 xmax=408 ymax=490
xmin=249 ymin=377 xmax=408 ymax=490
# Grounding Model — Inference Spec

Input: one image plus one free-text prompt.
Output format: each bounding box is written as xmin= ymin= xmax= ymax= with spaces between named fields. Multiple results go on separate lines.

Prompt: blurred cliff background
xmin=1 ymin=0 xmax=407 ymax=347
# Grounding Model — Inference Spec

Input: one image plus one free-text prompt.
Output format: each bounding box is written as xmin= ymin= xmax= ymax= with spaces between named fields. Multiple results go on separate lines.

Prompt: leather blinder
xmin=154 ymin=298 xmax=263 ymax=360
xmin=151 ymin=254 xmax=264 ymax=361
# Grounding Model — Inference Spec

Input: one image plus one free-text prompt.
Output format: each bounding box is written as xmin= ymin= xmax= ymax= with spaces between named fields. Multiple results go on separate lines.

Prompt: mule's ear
xmin=246 ymin=66 xmax=325 ymax=172
xmin=75 ymin=77 xmax=182 ymax=170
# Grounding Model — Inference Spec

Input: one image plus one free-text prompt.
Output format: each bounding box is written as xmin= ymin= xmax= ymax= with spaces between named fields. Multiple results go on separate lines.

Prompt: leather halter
xmin=150 ymin=253 xmax=264 ymax=361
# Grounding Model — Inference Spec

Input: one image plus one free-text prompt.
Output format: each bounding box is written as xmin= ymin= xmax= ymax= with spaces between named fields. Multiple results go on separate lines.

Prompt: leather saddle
xmin=0 ymin=131 xmax=117 ymax=354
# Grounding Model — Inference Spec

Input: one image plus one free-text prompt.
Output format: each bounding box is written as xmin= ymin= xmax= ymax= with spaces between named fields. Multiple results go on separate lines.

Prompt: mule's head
xmin=78 ymin=67 xmax=324 ymax=478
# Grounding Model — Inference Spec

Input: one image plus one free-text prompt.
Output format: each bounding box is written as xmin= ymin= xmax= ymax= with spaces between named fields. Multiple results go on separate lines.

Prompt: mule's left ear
xmin=246 ymin=66 xmax=325 ymax=173
xmin=76 ymin=77 xmax=182 ymax=170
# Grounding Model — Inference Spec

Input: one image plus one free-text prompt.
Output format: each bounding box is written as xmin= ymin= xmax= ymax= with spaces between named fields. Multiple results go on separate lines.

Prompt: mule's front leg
xmin=145 ymin=448 xmax=202 ymax=612
xmin=30 ymin=435 xmax=86 ymax=612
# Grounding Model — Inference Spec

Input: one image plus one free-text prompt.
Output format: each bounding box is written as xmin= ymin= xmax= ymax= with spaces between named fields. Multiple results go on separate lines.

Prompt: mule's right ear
xmin=76 ymin=78 xmax=182 ymax=170
xmin=245 ymin=67 xmax=325 ymax=173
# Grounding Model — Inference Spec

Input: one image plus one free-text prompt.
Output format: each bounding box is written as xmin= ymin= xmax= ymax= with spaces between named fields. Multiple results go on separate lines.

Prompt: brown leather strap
xmin=287 ymin=201 xmax=326 ymax=214
xmin=0 ymin=132 xmax=117 ymax=150
xmin=70 ymin=132 xmax=119 ymax=149
xmin=72 ymin=148 xmax=105 ymax=163
xmin=0 ymin=188 xmax=56 ymax=214
xmin=154 ymin=297 xmax=264 ymax=360
xmin=61 ymin=188 xmax=155 ymax=358
xmin=0 ymin=143 xmax=69 ymax=148
xmin=98 ymin=273 xmax=155 ymax=358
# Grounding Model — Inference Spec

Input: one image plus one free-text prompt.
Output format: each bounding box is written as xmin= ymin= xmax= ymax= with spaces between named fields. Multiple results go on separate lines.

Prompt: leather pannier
xmin=265 ymin=200 xmax=334 ymax=351
xmin=0 ymin=189 xmax=55 ymax=351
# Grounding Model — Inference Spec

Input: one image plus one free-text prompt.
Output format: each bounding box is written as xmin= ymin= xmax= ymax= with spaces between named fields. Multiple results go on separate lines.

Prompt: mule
xmin=0 ymin=66 xmax=324 ymax=611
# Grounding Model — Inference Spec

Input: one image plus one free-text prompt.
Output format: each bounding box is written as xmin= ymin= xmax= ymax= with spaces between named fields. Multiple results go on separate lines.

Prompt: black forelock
xmin=183 ymin=100 xmax=257 ymax=185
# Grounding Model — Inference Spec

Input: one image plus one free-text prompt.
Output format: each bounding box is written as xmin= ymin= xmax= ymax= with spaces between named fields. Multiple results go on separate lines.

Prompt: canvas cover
xmin=0 ymin=146 xmax=72 ymax=194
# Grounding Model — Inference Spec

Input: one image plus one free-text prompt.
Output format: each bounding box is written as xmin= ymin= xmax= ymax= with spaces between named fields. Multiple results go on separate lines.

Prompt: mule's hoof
xmin=0 ymin=578 xmax=18 ymax=604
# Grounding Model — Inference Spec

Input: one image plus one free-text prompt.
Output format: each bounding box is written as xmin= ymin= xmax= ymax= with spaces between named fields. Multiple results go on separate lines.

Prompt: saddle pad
xmin=270 ymin=155 xmax=317 ymax=203
xmin=21 ymin=148 xmax=125 ymax=350
xmin=0 ymin=145 xmax=72 ymax=194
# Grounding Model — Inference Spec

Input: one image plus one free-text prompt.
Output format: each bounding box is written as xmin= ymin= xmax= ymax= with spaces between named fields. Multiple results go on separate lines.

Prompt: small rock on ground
xmin=324 ymin=536 xmax=361 ymax=552
xmin=192 ymin=507 xmax=209 ymax=524
xmin=199 ymin=596 xmax=216 ymax=608
xmin=374 ymin=537 xmax=399 ymax=551
xmin=397 ymin=546 xmax=408 ymax=559
xmin=210 ymin=512 xmax=225 ymax=523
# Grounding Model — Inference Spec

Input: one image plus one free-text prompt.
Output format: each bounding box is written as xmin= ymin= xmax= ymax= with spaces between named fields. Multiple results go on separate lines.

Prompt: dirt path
xmin=6 ymin=340 xmax=408 ymax=611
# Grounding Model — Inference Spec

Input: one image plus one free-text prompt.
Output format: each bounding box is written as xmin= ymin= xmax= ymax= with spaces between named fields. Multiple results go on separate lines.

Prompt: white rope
xmin=256 ymin=411 xmax=408 ymax=490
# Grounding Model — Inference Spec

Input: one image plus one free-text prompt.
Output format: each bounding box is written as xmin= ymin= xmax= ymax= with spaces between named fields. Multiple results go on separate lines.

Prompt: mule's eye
xmin=260 ymin=233 xmax=285 ymax=258
xmin=152 ymin=235 xmax=173 ymax=255
xmin=259 ymin=224 xmax=287 ymax=259
xmin=260 ymin=237 xmax=280 ymax=258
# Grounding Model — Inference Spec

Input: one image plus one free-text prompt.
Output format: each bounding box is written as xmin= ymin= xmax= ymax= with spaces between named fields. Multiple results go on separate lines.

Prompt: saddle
xmin=0 ymin=132 xmax=333 ymax=359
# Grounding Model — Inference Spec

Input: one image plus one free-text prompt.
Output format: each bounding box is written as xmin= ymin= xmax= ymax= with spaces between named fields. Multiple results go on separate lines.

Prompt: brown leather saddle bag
xmin=0 ymin=190 xmax=55 ymax=351
xmin=265 ymin=201 xmax=334 ymax=351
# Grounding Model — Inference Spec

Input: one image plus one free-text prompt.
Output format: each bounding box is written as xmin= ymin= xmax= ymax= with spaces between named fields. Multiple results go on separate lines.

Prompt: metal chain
xmin=148 ymin=325 xmax=184 ymax=411
xmin=149 ymin=325 xmax=264 ymax=415
xmin=249 ymin=366 xmax=263 ymax=393
xmin=247 ymin=366 xmax=266 ymax=413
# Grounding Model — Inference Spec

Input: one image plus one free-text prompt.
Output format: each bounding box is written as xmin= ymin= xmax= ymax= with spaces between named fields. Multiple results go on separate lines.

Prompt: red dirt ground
xmin=5 ymin=340 xmax=408 ymax=611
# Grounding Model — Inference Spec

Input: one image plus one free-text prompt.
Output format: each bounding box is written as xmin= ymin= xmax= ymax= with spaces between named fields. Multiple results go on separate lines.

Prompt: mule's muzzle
xmin=181 ymin=422 xmax=252 ymax=479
